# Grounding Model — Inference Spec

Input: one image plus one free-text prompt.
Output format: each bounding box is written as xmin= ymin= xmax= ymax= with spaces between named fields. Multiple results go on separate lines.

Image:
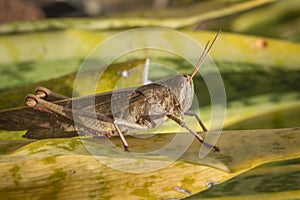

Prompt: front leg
xmin=184 ymin=110 xmax=207 ymax=132
xmin=167 ymin=114 xmax=220 ymax=152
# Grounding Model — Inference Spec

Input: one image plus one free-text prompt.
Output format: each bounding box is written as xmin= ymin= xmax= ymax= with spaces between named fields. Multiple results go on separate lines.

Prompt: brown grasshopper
xmin=1 ymin=32 xmax=221 ymax=152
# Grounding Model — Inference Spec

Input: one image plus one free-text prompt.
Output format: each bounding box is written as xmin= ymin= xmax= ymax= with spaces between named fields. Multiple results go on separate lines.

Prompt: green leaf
xmin=185 ymin=158 xmax=300 ymax=199
xmin=0 ymin=0 xmax=275 ymax=34
xmin=0 ymin=128 xmax=299 ymax=199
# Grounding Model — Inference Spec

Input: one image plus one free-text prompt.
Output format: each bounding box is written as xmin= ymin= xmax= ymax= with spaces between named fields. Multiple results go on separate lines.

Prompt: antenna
xmin=189 ymin=30 xmax=221 ymax=81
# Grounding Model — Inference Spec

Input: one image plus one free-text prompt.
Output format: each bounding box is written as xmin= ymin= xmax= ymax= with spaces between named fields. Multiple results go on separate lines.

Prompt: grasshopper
xmin=1 ymin=32 xmax=221 ymax=152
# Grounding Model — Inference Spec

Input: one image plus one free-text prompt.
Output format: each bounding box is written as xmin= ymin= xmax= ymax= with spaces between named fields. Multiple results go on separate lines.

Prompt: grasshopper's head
xmin=160 ymin=74 xmax=194 ymax=113
xmin=176 ymin=74 xmax=195 ymax=112
xmin=163 ymin=31 xmax=221 ymax=113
